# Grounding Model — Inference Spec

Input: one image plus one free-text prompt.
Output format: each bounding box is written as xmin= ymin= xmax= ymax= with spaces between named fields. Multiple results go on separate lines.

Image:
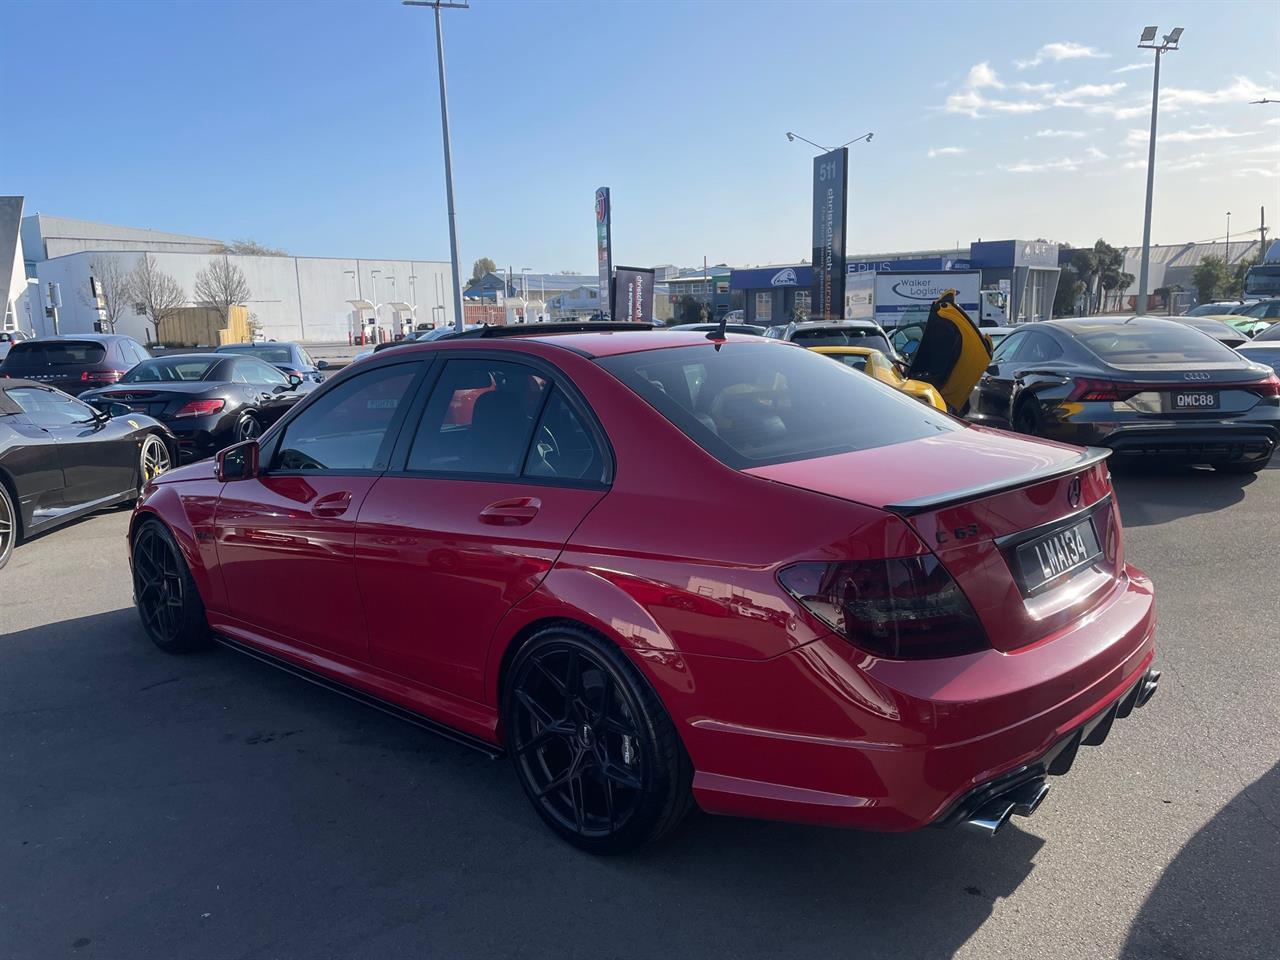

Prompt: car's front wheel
xmin=502 ymin=625 xmax=693 ymax=854
xmin=131 ymin=519 xmax=212 ymax=654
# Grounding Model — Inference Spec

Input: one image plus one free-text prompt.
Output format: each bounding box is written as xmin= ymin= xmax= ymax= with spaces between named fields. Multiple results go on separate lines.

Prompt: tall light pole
xmin=1225 ymin=211 xmax=1232 ymax=252
xmin=1136 ymin=26 xmax=1183 ymax=315
xmin=404 ymin=1 xmax=468 ymax=332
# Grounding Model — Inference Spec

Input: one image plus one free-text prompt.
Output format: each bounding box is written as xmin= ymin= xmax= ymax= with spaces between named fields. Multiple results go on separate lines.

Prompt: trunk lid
xmin=86 ymin=382 xmax=220 ymax=418
xmin=746 ymin=426 xmax=1122 ymax=652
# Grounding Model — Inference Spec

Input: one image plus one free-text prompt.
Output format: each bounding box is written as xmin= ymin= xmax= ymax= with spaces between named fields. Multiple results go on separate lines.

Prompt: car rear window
xmin=598 ymin=341 xmax=958 ymax=469
xmin=122 ymin=358 xmax=219 ymax=382
xmin=791 ymin=328 xmax=893 ymax=352
xmin=1072 ymin=324 xmax=1242 ymax=367
xmin=220 ymin=345 xmax=292 ymax=364
xmin=4 ymin=341 xmax=107 ymax=367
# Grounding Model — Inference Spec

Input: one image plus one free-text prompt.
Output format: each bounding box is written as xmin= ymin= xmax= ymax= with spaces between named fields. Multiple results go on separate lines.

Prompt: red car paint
xmin=132 ymin=332 xmax=1156 ymax=832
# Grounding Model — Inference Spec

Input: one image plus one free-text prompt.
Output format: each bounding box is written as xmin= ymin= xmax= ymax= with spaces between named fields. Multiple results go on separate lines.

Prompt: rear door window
xmin=599 ymin=341 xmax=957 ymax=469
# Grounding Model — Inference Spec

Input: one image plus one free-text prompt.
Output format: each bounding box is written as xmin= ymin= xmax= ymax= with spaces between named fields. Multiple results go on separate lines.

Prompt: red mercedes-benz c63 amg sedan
xmin=128 ymin=323 xmax=1158 ymax=853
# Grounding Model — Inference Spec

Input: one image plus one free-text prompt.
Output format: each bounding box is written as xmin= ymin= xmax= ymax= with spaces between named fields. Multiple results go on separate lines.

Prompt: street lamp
xmin=1226 ymin=211 xmax=1232 ymax=251
xmin=785 ymin=131 xmax=873 ymax=153
xmin=1135 ymin=25 xmax=1183 ymax=314
xmin=404 ymin=0 xmax=469 ymax=333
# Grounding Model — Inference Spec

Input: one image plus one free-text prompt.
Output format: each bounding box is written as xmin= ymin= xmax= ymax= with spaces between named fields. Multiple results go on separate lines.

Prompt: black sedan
xmin=214 ymin=342 xmax=329 ymax=383
xmin=0 ymin=379 xmax=174 ymax=569
xmin=80 ymin=354 xmax=315 ymax=463
xmin=967 ymin=316 xmax=1280 ymax=473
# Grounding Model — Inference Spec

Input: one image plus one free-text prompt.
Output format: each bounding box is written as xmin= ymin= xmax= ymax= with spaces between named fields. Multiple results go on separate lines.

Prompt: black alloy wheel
xmin=1013 ymin=400 xmax=1043 ymax=436
xmin=131 ymin=520 xmax=211 ymax=653
xmin=236 ymin=413 xmax=262 ymax=443
xmin=503 ymin=626 xmax=693 ymax=854
xmin=0 ymin=483 xmax=15 ymax=570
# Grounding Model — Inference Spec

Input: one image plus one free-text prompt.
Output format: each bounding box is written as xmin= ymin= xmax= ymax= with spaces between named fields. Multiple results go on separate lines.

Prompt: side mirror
xmin=105 ymin=401 xmax=133 ymax=419
xmin=288 ymin=373 xmax=304 ymax=388
xmin=316 ymin=359 xmax=330 ymax=370
xmin=216 ymin=439 xmax=260 ymax=482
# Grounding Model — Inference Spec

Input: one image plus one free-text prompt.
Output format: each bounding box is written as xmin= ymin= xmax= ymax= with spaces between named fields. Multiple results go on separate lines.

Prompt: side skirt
xmin=215 ymin=634 xmax=504 ymax=759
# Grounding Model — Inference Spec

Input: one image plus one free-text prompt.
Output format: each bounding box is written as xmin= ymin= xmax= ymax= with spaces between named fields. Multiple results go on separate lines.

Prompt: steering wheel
xmin=282 ymin=449 xmax=326 ymax=471
xmin=534 ymin=424 xmax=560 ymax=469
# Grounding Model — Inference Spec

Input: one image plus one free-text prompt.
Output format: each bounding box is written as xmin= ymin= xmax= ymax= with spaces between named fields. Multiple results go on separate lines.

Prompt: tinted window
xmin=791 ymin=328 xmax=893 ymax=352
xmin=4 ymin=341 xmax=107 ymax=368
xmin=524 ymin=388 xmax=606 ymax=483
xmin=830 ymin=353 xmax=869 ymax=372
xmin=599 ymin=342 xmax=959 ymax=469
xmin=219 ymin=344 xmax=294 ymax=364
xmin=122 ymin=358 xmax=219 ymax=382
xmin=1254 ymin=323 xmax=1280 ymax=342
xmin=407 ymin=359 xmax=546 ymax=476
xmin=237 ymin=358 xmax=289 ymax=385
xmin=1071 ymin=323 xmax=1242 ymax=366
xmin=991 ymin=331 xmax=1026 ymax=362
xmin=274 ymin=363 xmax=419 ymax=471
xmin=6 ymin=387 xmax=97 ymax=425
xmin=1015 ymin=331 xmax=1063 ymax=363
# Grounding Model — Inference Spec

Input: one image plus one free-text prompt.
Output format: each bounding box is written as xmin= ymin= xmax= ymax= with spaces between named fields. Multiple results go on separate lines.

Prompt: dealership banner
xmin=595 ymin=187 xmax=613 ymax=317
xmin=612 ymin=266 xmax=655 ymax=323
xmin=811 ymin=147 xmax=848 ymax=320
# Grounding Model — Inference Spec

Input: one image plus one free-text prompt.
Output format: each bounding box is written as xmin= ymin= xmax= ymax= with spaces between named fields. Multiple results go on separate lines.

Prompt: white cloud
xmin=1036 ymin=128 xmax=1088 ymax=138
xmin=1086 ymin=146 xmax=1108 ymax=160
xmin=1113 ymin=62 xmax=1151 ymax=74
xmin=1016 ymin=42 xmax=1109 ymax=70
xmin=1235 ymin=167 xmax=1280 ymax=178
xmin=1001 ymin=149 xmax=1109 ymax=174
xmin=928 ymin=147 xmax=968 ymax=158
xmin=944 ymin=61 xmax=1050 ymax=117
xmin=966 ymin=62 xmax=1003 ymax=89
xmin=1264 ymin=117 xmax=1280 ymax=126
xmin=1053 ymin=82 xmax=1128 ymax=104
xmin=1125 ymin=125 xmax=1258 ymax=145
xmin=1161 ymin=77 xmax=1280 ymax=110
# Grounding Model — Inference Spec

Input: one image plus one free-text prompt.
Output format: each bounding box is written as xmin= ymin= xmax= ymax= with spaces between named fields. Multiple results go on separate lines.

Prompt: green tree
xmin=677 ymin=295 xmax=706 ymax=323
xmin=471 ymin=257 xmax=497 ymax=282
xmin=1192 ymin=256 xmax=1231 ymax=302
xmin=1054 ymin=261 xmax=1083 ymax=316
xmin=1090 ymin=239 xmax=1126 ymax=313
xmin=214 ymin=239 xmax=288 ymax=257
xmin=1070 ymin=248 xmax=1099 ymax=314
xmin=1225 ymin=256 xmax=1258 ymax=299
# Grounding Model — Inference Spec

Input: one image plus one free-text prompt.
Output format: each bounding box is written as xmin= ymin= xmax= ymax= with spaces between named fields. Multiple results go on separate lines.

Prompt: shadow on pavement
xmin=1111 ymin=461 xmax=1257 ymax=528
xmin=2 ymin=609 xmax=1047 ymax=960
xmin=1121 ymin=762 xmax=1280 ymax=960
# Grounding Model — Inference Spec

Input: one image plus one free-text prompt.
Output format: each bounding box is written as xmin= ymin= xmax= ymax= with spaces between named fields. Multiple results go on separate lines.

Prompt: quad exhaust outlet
xmin=963 ymin=779 xmax=1050 ymax=836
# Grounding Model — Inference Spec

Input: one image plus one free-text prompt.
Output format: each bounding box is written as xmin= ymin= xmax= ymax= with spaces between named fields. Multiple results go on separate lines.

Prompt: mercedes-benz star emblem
xmin=1067 ymin=476 xmax=1082 ymax=508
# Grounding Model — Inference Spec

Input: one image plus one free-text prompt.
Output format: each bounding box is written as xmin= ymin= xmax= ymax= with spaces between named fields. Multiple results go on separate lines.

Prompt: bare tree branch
xmin=193 ymin=255 xmax=252 ymax=327
xmin=81 ymin=256 xmax=130 ymax=333
xmin=126 ymin=254 xmax=187 ymax=339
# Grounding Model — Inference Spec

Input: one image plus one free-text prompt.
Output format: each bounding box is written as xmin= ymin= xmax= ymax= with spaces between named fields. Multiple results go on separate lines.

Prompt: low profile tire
xmin=0 ymin=482 xmax=16 ymax=571
xmin=1213 ymin=455 xmax=1271 ymax=475
xmin=235 ymin=413 xmax=262 ymax=443
xmin=502 ymin=625 xmax=694 ymax=854
xmin=131 ymin=519 xmax=212 ymax=654
xmin=1013 ymin=400 xmax=1043 ymax=436
xmin=138 ymin=433 xmax=172 ymax=492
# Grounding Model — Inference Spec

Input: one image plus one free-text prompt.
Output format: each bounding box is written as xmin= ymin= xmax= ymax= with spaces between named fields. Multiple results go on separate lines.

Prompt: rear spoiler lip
xmin=884 ymin=446 xmax=1112 ymax=517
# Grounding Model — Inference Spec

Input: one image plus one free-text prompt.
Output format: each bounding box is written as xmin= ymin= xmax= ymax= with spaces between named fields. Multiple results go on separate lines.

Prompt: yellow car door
xmin=905 ymin=290 xmax=992 ymax=412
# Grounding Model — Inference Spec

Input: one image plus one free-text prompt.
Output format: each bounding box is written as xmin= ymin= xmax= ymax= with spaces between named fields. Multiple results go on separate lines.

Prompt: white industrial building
xmin=4 ymin=200 xmax=457 ymax=344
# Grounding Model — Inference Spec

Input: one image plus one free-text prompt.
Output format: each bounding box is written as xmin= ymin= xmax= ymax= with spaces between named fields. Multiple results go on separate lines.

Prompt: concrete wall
xmin=31 ymin=251 xmax=456 ymax=343
xmin=21 ymin=214 xmax=223 ymax=261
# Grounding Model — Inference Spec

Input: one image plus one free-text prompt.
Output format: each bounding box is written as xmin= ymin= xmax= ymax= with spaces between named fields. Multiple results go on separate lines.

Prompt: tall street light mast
xmin=404 ymin=1 xmax=469 ymax=332
xmin=1135 ymin=26 xmax=1183 ymax=315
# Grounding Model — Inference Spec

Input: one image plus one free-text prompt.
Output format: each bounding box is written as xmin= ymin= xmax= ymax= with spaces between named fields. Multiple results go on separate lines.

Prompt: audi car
xmin=214 ymin=341 xmax=330 ymax=383
xmin=0 ymin=379 xmax=172 ymax=569
xmin=128 ymin=322 xmax=1158 ymax=853
xmin=968 ymin=316 xmax=1280 ymax=473
xmin=81 ymin=353 xmax=314 ymax=462
xmin=0 ymin=334 xmax=151 ymax=395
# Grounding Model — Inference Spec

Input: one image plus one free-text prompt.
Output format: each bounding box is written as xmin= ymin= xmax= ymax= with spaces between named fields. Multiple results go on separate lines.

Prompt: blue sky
xmin=4 ymin=0 xmax=1278 ymax=272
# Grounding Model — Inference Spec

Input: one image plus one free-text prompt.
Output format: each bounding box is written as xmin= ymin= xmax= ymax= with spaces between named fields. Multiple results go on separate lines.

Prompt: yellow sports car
xmin=808 ymin=345 xmax=948 ymax=410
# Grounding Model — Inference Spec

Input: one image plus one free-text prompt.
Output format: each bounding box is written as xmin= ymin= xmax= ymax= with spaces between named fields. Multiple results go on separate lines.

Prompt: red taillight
xmin=81 ymin=369 xmax=125 ymax=384
xmin=174 ymin=399 xmax=226 ymax=418
xmin=1249 ymin=373 xmax=1280 ymax=399
xmin=778 ymin=557 xmax=989 ymax=659
xmin=1067 ymin=378 xmax=1140 ymax=402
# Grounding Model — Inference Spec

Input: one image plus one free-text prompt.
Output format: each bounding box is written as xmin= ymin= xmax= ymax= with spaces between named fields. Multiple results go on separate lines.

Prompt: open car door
xmin=904 ymin=290 xmax=992 ymax=412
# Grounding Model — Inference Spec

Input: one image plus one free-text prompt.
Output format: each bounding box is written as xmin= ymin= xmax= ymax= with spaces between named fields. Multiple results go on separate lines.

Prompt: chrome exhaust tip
xmin=1136 ymin=668 xmax=1161 ymax=708
xmin=1010 ymin=779 xmax=1050 ymax=818
xmin=963 ymin=799 xmax=1016 ymax=837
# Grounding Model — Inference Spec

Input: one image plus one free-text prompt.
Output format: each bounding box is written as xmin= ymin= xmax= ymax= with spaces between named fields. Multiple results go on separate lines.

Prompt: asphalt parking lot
xmin=2 ymin=463 xmax=1277 ymax=960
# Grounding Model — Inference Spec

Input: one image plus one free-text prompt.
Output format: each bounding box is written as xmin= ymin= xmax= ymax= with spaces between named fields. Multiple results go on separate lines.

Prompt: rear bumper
xmin=168 ymin=415 xmax=229 ymax=463
xmin=663 ymin=563 xmax=1157 ymax=832
xmin=1048 ymin=419 xmax=1278 ymax=463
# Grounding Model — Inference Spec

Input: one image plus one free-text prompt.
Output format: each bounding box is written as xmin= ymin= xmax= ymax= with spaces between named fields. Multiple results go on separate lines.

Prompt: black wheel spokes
xmin=135 ymin=532 xmax=183 ymax=641
xmin=513 ymin=646 xmax=646 ymax=837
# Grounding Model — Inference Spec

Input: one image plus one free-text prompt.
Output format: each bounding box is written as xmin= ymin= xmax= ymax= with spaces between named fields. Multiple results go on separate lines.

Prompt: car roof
xmin=807 ymin=345 xmax=875 ymax=356
xmin=215 ymin=341 xmax=299 ymax=349
xmin=1239 ymin=341 xmax=1280 ymax=350
xmin=385 ymin=329 xmax=768 ymax=360
xmin=143 ymin=352 xmax=225 ymax=360
xmin=791 ymin=320 xmax=882 ymax=330
xmin=1048 ymin=315 xmax=1208 ymax=332
xmin=20 ymin=333 xmax=129 ymax=343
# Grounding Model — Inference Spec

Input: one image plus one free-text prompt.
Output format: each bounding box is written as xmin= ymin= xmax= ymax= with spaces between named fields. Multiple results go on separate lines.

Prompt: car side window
xmin=523 ymin=387 xmax=606 ymax=483
xmin=229 ymin=359 xmax=252 ymax=384
xmin=991 ymin=331 xmax=1026 ymax=363
xmin=1016 ymin=331 xmax=1063 ymax=363
xmin=406 ymin=358 xmax=547 ymax=476
xmin=241 ymin=358 xmax=289 ymax=386
xmin=7 ymin=386 xmax=97 ymax=426
xmin=274 ymin=363 xmax=420 ymax=472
